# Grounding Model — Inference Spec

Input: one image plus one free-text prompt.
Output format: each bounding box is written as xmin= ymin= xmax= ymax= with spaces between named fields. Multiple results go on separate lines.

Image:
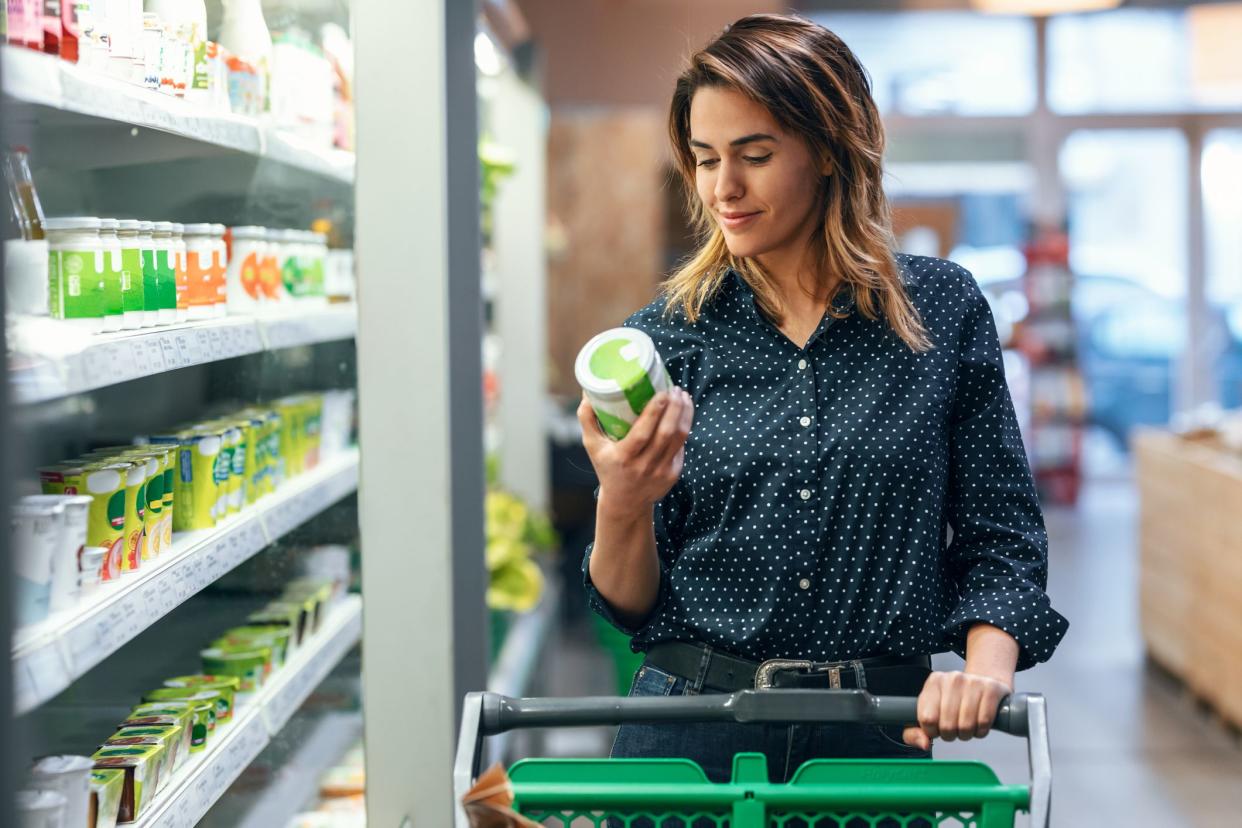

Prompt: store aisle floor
xmin=545 ymin=476 xmax=1242 ymax=827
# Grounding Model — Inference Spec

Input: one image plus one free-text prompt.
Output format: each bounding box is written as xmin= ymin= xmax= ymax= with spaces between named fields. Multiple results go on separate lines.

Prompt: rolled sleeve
xmin=942 ymin=281 xmax=1069 ymax=670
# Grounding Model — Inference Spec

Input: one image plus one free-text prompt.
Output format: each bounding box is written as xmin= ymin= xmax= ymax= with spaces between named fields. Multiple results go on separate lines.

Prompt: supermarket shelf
xmin=11 ymin=449 xmax=360 ymax=715
xmin=8 ymin=304 xmax=357 ymax=405
xmin=134 ymin=595 xmax=363 ymax=828
xmin=1 ymin=45 xmax=355 ymax=183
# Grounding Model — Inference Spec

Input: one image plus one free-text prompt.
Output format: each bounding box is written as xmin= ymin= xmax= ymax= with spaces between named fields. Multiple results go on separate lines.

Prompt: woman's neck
xmin=756 ymin=240 xmax=834 ymax=318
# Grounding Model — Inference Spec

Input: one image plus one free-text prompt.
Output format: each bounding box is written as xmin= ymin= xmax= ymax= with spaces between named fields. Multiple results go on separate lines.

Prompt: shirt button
xmin=799 ymin=416 xmax=811 ymax=427
xmin=797 ymin=359 xmax=808 ymax=370
xmin=799 ymin=488 xmax=811 ymax=500
xmin=798 ymin=578 xmax=811 ymax=590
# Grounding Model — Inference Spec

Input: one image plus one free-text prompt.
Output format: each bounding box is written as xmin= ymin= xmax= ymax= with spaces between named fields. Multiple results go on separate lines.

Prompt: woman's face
xmin=688 ymin=86 xmax=824 ymax=265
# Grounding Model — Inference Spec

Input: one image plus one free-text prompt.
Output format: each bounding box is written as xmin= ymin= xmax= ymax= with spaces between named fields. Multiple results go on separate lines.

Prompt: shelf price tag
xmin=146 ymin=339 xmax=166 ymax=373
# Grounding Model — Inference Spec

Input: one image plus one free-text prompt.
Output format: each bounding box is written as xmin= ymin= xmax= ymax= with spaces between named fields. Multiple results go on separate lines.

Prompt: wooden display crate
xmin=1134 ymin=428 xmax=1242 ymax=730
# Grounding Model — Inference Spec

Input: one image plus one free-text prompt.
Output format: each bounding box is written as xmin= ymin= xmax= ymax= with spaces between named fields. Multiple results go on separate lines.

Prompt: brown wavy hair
xmin=664 ymin=13 xmax=931 ymax=352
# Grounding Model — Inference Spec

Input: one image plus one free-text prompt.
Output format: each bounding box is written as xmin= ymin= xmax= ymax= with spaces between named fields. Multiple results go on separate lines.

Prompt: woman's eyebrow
xmin=689 ymin=133 xmax=778 ymax=150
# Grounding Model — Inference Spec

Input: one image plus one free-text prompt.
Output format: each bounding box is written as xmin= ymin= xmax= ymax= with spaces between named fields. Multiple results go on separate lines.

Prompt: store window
xmin=1049 ymin=6 xmax=1242 ymax=114
xmin=811 ymin=12 xmax=1036 ymax=116
xmin=1204 ymin=129 xmax=1242 ymax=408
xmin=1060 ymin=129 xmax=1189 ymax=447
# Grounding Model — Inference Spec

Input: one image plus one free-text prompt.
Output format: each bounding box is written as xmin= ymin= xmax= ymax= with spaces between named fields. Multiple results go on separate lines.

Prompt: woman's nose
xmin=714 ymin=160 xmax=744 ymax=203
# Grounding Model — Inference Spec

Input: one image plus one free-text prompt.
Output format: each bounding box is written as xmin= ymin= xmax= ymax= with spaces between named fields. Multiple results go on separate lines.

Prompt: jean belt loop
xmin=850 ymin=659 xmax=867 ymax=691
xmin=688 ymin=645 xmax=713 ymax=696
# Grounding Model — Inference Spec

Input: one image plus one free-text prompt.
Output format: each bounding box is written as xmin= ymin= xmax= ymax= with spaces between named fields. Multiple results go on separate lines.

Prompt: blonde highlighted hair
xmin=663 ymin=14 xmax=931 ymax=352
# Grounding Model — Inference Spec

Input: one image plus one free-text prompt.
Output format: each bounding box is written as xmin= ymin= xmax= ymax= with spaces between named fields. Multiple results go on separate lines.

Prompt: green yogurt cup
xmin=162 ymin=674 xmax=239 ymax=720
xmin=200 ymin=646 xmax=268 ymax=691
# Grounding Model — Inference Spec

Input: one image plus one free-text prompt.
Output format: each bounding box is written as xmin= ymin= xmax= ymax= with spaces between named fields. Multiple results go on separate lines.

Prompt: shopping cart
xmin=454 ymin=688 xmax=1050 ymax=828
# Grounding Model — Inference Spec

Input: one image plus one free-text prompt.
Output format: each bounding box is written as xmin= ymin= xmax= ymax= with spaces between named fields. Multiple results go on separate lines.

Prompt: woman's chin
xmin=722 ymin=237 xmax=767 ymax=259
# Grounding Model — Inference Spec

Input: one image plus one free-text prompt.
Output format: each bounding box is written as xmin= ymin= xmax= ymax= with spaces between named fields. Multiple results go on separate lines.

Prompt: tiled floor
xmin=541 ymin=475 xmax=1242 ymax=827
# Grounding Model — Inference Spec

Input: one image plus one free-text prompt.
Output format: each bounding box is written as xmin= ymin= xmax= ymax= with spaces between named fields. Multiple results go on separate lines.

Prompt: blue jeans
xmin=610 ymin=662 xmax=932 ymax=784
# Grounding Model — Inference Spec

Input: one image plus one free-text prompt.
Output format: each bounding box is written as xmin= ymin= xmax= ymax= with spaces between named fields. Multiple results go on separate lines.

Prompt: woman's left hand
xmin=901 ymin=670 xmax=1014 ymax=750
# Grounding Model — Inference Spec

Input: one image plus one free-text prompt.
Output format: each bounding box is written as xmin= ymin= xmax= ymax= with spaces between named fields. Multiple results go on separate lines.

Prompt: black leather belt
xmin=645 ymin=641 xmax=931 ymax=693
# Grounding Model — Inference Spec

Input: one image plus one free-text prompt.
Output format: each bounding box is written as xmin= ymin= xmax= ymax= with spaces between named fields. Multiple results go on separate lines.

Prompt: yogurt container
xmin=89 ymin=768 xmax=125 ymax=828
xmin=111 ymin=723 xmax=188 ymax=773
xmin=210 ymin=223 xmax=229 ymax=316
xmin=116 ymin=220 xmax=147 ymax=329
xmin=15 ymin=789 xmax=67 ymax=828
xmin=164 ymin=674 xmax=240 ymax=717
xmin=170 ymin=223 xmax=189 ymax=322
xmin=182 ymin=223 xmax=218 ymax=319
xmin=149 ymin=222 xmax=179 ymax=324
xmin=215 ymin=626 xmax=291 ymax=669
xmin=44 ymin=217 xmax=105 ymax=332
xmin=11 ymin=499 xmax=64 ymax=626
xmin=92 ymin=749 xmax=162 ymax=821
xmin=135 ymin=221 xmax=160 ymax=327
xmin=30 ymin=754 xmax=96 ymax=828
xmin=143 ymin=688 xmax=221 ymax=738
xmin=201 ymin=645 xmax=269 ymax=690
xmin=39 ymin=461 xmax=129 ymax=582
xmin=226 ymin=226 xmax=266 ymax=314
xmin=576 ymin=327 xmax=674 ymax=441
xmin=20 ymin=494 xmax=92 ymax=613
xmin=98 ymin=218 xmax=126 ymax=332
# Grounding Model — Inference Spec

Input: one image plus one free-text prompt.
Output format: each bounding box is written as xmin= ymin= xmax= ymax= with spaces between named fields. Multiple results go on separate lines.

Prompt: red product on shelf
xmin=42 ymin=0 xmax=62 ymax=55
xmin=58 ymin=0 xmax=81 ymax=62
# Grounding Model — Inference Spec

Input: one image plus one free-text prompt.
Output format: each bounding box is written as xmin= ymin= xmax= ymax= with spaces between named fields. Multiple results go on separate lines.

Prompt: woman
xmin=577 ymin=14 xmax=1067 ymax=783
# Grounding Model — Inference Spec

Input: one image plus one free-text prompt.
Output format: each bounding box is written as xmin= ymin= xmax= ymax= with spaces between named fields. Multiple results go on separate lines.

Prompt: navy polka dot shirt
xmin=583 ymin=254 xmax=1068 ymax=671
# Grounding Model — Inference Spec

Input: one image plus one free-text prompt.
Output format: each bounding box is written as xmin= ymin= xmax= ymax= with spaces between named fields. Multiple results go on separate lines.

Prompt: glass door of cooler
xmin=4 ymin=2 xmax=366 ymax=825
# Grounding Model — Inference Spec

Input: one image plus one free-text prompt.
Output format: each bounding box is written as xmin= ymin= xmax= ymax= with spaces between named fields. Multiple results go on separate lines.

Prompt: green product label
xmin=589 ymin=338 xmax=657 ymax=416
xmin=107 ymin=490 xmax=125 ymax=530
xmin=306 ymin=260 xmax=325 ymax=296
xmin=213 ymin=448 xmax=233 ymax=484
xmin=281 ymin=258 xmax=303 ymax=297
xmin=193 ymin=42 xmax=210 ymax=91
xmin=135 ymin=482 xmax=146 ymax=521
xmin=155 ymin=250 xmax=177 ymax=311
xmin=121 ymin=248 xmax=144 ymax=312
xmin=140 ymin=249 xmax=160 ymax=311
xmin=190 ymin=721 xmax=207 ymax=747
xmin=146 ymin=473 xmax=163 ymax=514
xmin=101 ymin=249 xmax=123 ymax=315
xmin=594 ymin=408 xmax=633 ymax=440
xmin=232 ymin=441 xmax=247 ymax=476
xmin=163 ymin=468 xmax=175 ymax=505
xmin=54 ymin=251 xmax=105 ymax=320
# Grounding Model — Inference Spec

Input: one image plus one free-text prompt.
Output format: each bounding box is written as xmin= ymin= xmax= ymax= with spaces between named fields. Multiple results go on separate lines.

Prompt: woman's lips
xmin=719 ymin=211 xmax=760 ymax=230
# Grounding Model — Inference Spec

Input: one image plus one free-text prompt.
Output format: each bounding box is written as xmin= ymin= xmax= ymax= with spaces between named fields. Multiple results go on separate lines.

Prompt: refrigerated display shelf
xmin=9 ymin=304 xmax=357 ymax=405
xmin=133 ymin=595 xmax=363 ymax=828
xmin=11 ymin=449 xmax=360 ymax=715
xmin=1 ymin=45 xmax=355 ymax=183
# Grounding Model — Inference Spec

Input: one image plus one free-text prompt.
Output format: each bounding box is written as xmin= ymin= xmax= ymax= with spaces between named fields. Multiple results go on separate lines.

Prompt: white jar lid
xmin=182 ymin=222 xmax=213 ymax=235
xmin=137 ymin=220 xmax=154 ymax=231
xmin=117 ymin=219 xmax=142 ymax=231
xmin=43 ymin=216 xmax=101 ymax=231
xmin=170 ymin=222 xmax=185 ymax=233
xmin=151 ymin=221 xmax=174 ymax=233
xmin=575 ymin=327 xmax=658 ymax=398
xmin=231 ymin=225 xmax=267 ymax=240
xmin=209 ymin=223 xmax=226 ymax=235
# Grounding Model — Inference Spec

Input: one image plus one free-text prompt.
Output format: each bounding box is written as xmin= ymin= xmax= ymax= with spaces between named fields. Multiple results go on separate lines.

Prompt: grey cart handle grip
xmin=453 ymin=690 xmax=1051 ymax=828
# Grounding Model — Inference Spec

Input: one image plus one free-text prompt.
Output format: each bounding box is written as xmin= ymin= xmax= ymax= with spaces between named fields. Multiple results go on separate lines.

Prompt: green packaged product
xmin=143 ymin=688 xmax=222 ymax=734
xmin=103 ymin=730 xmax=181 ymax=782
xmin=177 ymin=431 xmax=222 ymax=530
xmin=38 ymin=461 xmax=128 ymax=582
xmin=92 ymin=744 xmax=165 ymax=817
xmin=89 ymin=767 xmax=125 ymax=828
xmin=131 ymin=700 xmax=213 ymax=751
xmin=246 ymin=605 xmax=304 ymax=646
xmin=163 ymin=674 xmax=239 ymax=719
xmin=215 ymin=626 xmax=291 ymax=669
xmin=201 ymin=644 xmax=271 ymax=689
xmin=110 ymin=723 xmax=187 ymax=774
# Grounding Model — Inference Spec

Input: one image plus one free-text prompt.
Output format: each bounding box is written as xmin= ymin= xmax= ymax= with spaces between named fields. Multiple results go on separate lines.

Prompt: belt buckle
xmin=814 ymin=663 xmax=843 ymax=689
xmin=754 ymin=658 xmax=815 ymax=690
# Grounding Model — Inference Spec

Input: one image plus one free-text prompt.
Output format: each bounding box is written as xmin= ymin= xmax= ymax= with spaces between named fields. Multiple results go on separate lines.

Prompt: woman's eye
xmin=696 ymin=158 xmax=719 ymax=168
xmin=744 ymin=153 xmax=772 ymax=164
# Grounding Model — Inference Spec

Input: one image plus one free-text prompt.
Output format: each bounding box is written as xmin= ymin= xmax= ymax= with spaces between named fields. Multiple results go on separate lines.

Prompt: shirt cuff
xmin=943 ymin=588 xmax=1069 ymax=672
xmin=581 ymin=541 xmax=663 ymax=640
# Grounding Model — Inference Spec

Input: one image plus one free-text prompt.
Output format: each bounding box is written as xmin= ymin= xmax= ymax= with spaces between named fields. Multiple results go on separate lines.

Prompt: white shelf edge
xmin=136 ymin=595 xmax=363 ymax=828
xmin=11 ymin=450 xmax=360 ymax=715
xmin=1 ymin=45 xmax=355 ymax=183
xmin=9 ymin=304 xmax=357 ymax=405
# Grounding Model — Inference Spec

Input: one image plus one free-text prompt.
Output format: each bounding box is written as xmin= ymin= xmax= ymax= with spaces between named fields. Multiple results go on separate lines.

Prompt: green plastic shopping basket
xmin=454 ymin=689 xmax=1051 ymax=828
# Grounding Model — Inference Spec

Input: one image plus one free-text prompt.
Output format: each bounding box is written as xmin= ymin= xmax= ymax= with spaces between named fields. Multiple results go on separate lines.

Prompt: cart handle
xmin=453 ymin=690 xmax=1051 ymax=828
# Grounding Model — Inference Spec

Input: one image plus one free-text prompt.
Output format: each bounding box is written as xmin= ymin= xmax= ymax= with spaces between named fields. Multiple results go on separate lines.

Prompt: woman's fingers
xmin=916 ymin=674 xmax=942 ymax=743
xmin=651 ymin=389 xmax=694 ymax=473
xmin=577 ymin=394 xmax=605 ymax=451
xmin=902 ymin=726 xmax=931 ymax=751
xmin=620 ymin=391 xmax=676 ymax=458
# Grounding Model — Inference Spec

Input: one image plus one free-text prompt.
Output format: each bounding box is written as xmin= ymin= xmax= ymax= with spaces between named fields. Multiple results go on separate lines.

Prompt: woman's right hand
xmin=578 ymin=388 xmax=695 ymax=516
